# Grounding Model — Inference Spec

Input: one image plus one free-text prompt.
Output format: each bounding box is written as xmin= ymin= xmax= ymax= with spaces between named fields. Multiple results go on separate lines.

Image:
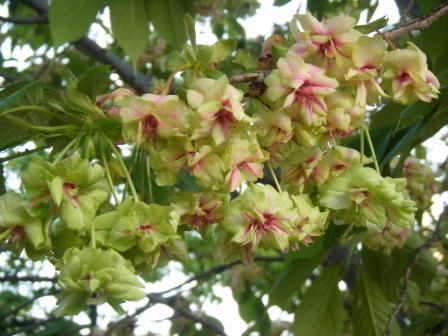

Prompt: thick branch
xmin=384 ymin=206 xmax=447 ymax=336
xmin=382 ymin=2 xmax=448 ymax=39
xmin=19 ymin=0 xmax=149 ymax=94
xmin=0 ymin=15 xmax=47 ymax=24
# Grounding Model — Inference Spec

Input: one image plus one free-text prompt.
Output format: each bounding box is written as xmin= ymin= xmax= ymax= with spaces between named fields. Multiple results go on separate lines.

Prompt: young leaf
xmin=233 ymin=49 xmax=258 ymax=71
xmin=49 ymin=0 xmax=103 ymax=45
xmin=293 ymin=265 xmax=344 ymax=336
xmin=210 ymin=39 xmax=236 ymax=63
xmin=78 ymin=65 xmax=111 ymax=100
xmin=109 ymin=0 xmax=149 ymax=67
xmin=184 ymin=13 xmax=196 ymax=49
xmin=355 ymin=16 xmax=388 ymax=34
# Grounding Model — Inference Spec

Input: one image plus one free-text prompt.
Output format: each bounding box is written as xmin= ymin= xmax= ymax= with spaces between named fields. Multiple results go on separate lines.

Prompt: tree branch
xmin=19 ymin=0 xmax=149 ymax=94
xmin=228 ymin=70 xmax=270 ymax=84
xmin=150 ymin=294 xmax=228 ymax=336
xmin=384 ymin=205 xmax=447 ymax=336
xmin=382 ymin=2 xmax=448 ymax=39
xmin=226 ymin=3 xmax=448 ymax=85
xmin=154 ymin=255 xmax=284 ymax=296
xmin=0 ymin=275 xmax=57 ymax=282
xmin=0 ymin=15 xmax=47 ymax=24
xmin=104 ymin=255 xmax=284 ymax=335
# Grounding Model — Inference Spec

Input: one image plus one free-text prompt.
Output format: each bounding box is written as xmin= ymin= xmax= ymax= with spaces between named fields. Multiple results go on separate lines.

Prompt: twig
xmin=228 ymin=70 xmax=270 ymax=84
xmin=105 ymin=255 xmax=284 ymax=335
xmin=0 ymin=145 xmax=49 ymax=163
xmin=148 ymin=294 xmax=228 ymax=336
xmin=382 ymin=2 xmax=448 ymax=40
xmin=384 ymin=205 xmax=447 ymax=336
xmin=154 ymin=255 xmax=284 ymax=296
xmin=419 ymin=300 xmax=445 ymax=311
xmin=19 ymin=0 xmax=149 ymax=93
xmin=0 ymin=275 xmax=57 ymax=282
xmin=0 ymin=292 xmax=52 ymax=320
xmin=0 ymin=15 xmax=47 ymax=24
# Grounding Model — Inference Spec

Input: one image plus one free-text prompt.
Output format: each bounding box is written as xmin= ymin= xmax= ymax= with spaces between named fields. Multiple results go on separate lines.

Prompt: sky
xmin=2 ymin=1 xmax=447 ymax=336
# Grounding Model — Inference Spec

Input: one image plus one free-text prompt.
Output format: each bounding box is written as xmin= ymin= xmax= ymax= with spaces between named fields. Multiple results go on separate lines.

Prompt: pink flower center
xmin=397 ymin=72 xmax=411 ymax=83
xmin=63 ymin=182 xmax=80 ymax=207
xmin=142 ymin=115 xmax=159 ymax=135
xmin=8 ymin=226 xmax=25 ymax=249
xmin=244 ymin=212 xmax=285 ymax=236
xmin=215 ymin=108 xmax=236 ymax=129
xmin=138 ymin=224 xmax=153 ymax=234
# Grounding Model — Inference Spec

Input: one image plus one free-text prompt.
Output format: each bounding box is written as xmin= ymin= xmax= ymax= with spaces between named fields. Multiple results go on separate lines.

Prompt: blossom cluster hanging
xmin=0 ymin=13 xmax=440 ymax=315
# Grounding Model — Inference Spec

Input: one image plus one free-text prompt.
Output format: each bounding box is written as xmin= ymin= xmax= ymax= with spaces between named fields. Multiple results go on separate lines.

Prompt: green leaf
xmin=234 ymin=287 xmax=271 ymax=336
xmin=147 ymin=0 xmax=191 ymax=49
xmin=109 ymin=0 xmax=149 ymax=67
xmin=274 ymin=0 xmax=292 ymax=5
xmin=379 ymin=89 xmax=448 ymax=166
xmin=0 ymin=81 xmax=45 ymax=150
xmin=400 ymin=234 xmax=437 ymax=292
xmin=196 ymin=45 xmax=213 ymax=65
xmin=269 ymin=256 xmax=323 ymax=307
xmin=233 ymin=49 xmax=258 ymax=71
xmin=210 ymin=39 xmax=236 ymax=63
xmin=352 ymin=273 xmax=400 ymax=336
xmin=184 ymin=13 xmax=196 ymax=49
xmin=78 ymin=65 xmax=111 ymax=100
xmin=355 ymin=16 xmax=388 ymax=34
xmin=293 ymin=265 xmax=344 ymax=336
xmin=48 ymin=0 xmax=103 ymax=45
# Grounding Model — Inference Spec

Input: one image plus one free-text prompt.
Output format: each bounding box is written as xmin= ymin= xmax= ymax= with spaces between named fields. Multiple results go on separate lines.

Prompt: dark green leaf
xmin=233 ymin=49 xmax=258 ymax=71
xmin=352 ymin=273 xmax=400 ymax=336
xmin=0 ymin=81 xmax=45 ymax=150
xmin=274 ymin=0 xmax=292 ymax=5
xmin=147 ymin=0 xmax=191 ymax=49
xmin=49 ymin=0 xmax=103 ymax=45
xmin=78 ymin=65 xmax=110 ymax=100
xmin=109 ymin=0 xmax=149 ymax=66
xmin=293 ymin=265 xmax=344 ymax=336
xmin=269 ymin=256 xmax=323 ymax=307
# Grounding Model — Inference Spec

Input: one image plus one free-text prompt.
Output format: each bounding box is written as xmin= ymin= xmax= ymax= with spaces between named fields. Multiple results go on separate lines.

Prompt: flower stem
xmin=101 ymin=151 xmax=120 ymax=205
xmin=146 ymin=155 xmax=154 ymax=203
xmin=360 ymin=127 xmax=364 ymax=165
xmin=5 ymin=115 xmax=74 ymax=134
xmin=103 ymin=135 xmax=139 ymax=202
xmin=162 ymin=69 xmax=178 ymax=95
xmin=267 ymin=161 xmax=282 ymax=192
xmin=0 ymin=105 xmax=67 ymax=122
xmin=53 ymin=137 xmax=79 ymax=162
xmin=362 ymin=125 xmax=380 ymax=173
xmin=0 ymin=145 xmax=49 ymax=163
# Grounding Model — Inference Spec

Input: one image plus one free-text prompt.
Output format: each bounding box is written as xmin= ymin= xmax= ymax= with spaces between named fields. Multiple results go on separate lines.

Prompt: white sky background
xmin=2 ymin=1 xmax=447 ymax=336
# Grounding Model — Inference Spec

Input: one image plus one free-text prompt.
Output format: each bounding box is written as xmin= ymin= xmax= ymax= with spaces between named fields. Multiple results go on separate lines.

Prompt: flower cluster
xmin=0 ymin=12 xmax=439 ymax=316
xmin=402 ymin=156 xmax=438 ymax=209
